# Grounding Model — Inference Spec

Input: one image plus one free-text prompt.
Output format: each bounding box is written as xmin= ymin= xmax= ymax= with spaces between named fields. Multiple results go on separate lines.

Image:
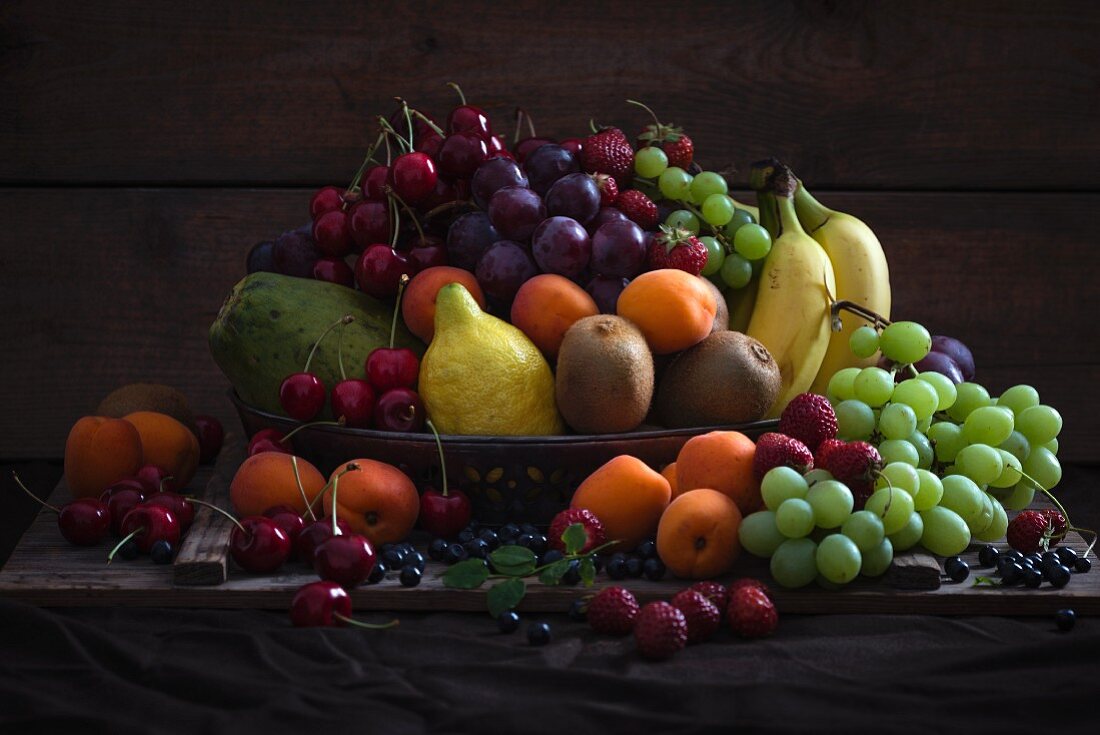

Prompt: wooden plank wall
xmin=1 ymin=1 xmax=1097 ymax=460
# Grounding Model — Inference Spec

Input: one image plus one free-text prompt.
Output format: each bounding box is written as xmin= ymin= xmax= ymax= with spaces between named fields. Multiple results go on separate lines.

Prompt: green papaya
xmin=209 ymin=272 xmax=423 ymax=417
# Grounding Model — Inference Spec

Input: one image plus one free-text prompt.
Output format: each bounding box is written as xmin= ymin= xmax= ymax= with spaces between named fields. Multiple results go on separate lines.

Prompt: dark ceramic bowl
xmin=231 ymin=391 xmax=777 ymax=526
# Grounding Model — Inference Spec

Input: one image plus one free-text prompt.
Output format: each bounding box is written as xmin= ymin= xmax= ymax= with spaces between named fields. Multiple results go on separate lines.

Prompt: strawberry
xmin=1007 ymin=510 xmax=1061 ymax=554
xmin=548 ymin=508 xmax=606 ymax=554
xmin=1042 ymin=508 xmax=1068 ymax=539
xmin=615 ymin=189 xmax=657 ymax=229
xmin=778 ymin=393 xmax=838 ymax=454
xmin=727 ymin=577 xmax=773 ymax=603
xmin=581 ymin=127 xmax=634 ymax=182
xmin=815 ymin=439 xmax=882 ymax=509
xmin=631 ymin=100 xmax=694 ymax=169
xmin=593 ymin=173 xmax=619 ymax=207
xmin=670 ymin=589 xmax=721 ymax=644
xmin=633 ymin=601 xmax=688 ymax=660
xmin=752 ymin=432 xmax=814 ymax=481
xmin=646 ymin=226 xmax=708 ymax=276
xmin=727 ymin=586 xmax=778 ymax=639
xmin=689 ymin=580 xmax=729 ymax=614
xmin=587 ymin=586 xmax=640 ymax=636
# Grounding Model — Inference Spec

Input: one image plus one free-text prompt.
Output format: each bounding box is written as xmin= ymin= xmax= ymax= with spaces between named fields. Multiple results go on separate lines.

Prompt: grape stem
xmin=834 ymin=300 xmax=891 ymax=330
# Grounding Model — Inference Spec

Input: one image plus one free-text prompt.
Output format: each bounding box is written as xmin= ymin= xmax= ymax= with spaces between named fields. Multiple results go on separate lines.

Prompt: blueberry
xmin=399 ymin=565 xmax=422 ymax=587
xmin=465 ymin=538 xmax=490 ymax=559
xmin=1001 ymin=562 xmax=1025 ymax=586
xmin=497 ymin=610 xmax=520 ymax=634
xmin=380 ymin=543 xmax=396 ymax=554
xmin=444 ymin=543 xmax=468 ymax=565
xmin=1040 ymin=551 xmax=1059 ymax=570
xmin=607 ymin=556 xmax=629 ymax=580
xmin=643 ymin=557 xmax=666 ymax=581
xmin=626 ymin=557 xmax=643 ymax=578
xmin=150 ymin=540 xmax=173 ymax=565
xmin=540 ymin=549 xmax=564 ymax=566
xmin=562 ymin=560 xmax=581 ymax=586
xmin=1055 ymin=608 xmax=1076 ymax=632
xmin=1045 ymin=563 xmax=1071 ymax=589
xmin=404 ymin=551 xmax=427 ymax=570
xmin=498 ymin=523 xmax=521 ymax=543
xmin=996 ymin=556 xmax=1018 ymax=577
xmin=590 ymin=553 xmax=604 ymax=573
xmin=944 ymin=556 xmax=969 ymax=583
xmin=1075 ymin=557 xmax=1092 ymax=574
xmin=1023 ymin=568 xmax=1043 ymax=588
xmin=383 ymin=547 xmax=406 ymax=568
xmin=458 ymin=528 xmax=476 ymax=544
xmin=428 ymin=537 xmax=448 ymax=561
xmin=636 ymin=540 xmax=657 ymax=559
xmin=118 ymin=539 xmax=139 ymax=560
xmin=567 ymin=599 xmax=587 ymax=621
xmin=479 ymin=529 xmax=500 ymax=550
xmin=977 ymin=545 xmax=1000 ymax=567
xmin=527 ymin=622 xmax=551 ymax=646
xmin=517 ymin=533 xmax=537 ymax=549
xmin=1004 ymin=550 xmax=1024 ymax=563
xmin=520 ymin=523 xmax=540 ymax=537
xmin=367 ymin=561 xmax=387 ymax=584
xmin=1056 ymin=547 xmax=1078 ymax=566
xmin=530 ymin=535 xmax=548 ymax=555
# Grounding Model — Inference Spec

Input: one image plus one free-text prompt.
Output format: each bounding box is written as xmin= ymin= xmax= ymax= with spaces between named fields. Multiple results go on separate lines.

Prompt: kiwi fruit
xmin=700 ymin=277 xmax=729 ymax=333
xmin=655 ymin=331 xmax=780 ymax=428
xmin=96 ymin=383 xmax=199 ymax=437
xmin=555 ymin=315 xmax=654 ymax=434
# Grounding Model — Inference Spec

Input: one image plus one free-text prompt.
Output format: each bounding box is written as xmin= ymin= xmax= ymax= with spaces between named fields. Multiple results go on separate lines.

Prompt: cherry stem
xmin=389 ymin=274 xmax=410 ymax=349
xmin=332 ymin=612 xmax=399 ymax=630
xmin=401 ymin=99 xmax=415 ymax=149
xmin=331 ymin=472 xmax=342 ymax=537
xmin=512 ymin=108 xmax=524 ymax=145
xmin=446 ymin=81 xmax=466 ymax=106
xmin=310 ymin=462 xmax=361 ymax=516
xmin=291 ymin=456 xmax=317 ymax=521
xmin=107 ymin=528 xmax=142 ymax=564
xmin=10 ymin=471 xmax=59 ymax=513
xmin=346 ymin=131 xmax=388 ymax=196
xmin=377 ymin=116 xmax=410 ymax=154
xmin=281 ymin=416 xmax=347 ymax=445
xmin=384 ymin=134 xmax=392 ymax=166
xmin=834 ymin=300 xmax=891 ymax=330
xmin=426 ymin=419 xmax=448 ymax=497
xmin=410 ymin=109 xmax=444 ymax=136
xmin=303 ymin=315 xmax=354 ymax=374
xmin=186 ymin=498 xmax=247 ymax=535
xmin=625 ymin=99 xmax=661 ymax=129
xmin=386 ymin=188 xmax=425 ymax=240
xmin=389 ymin=196 xmax=400 ymax=249
xmin=335 ymin=315 xmax=355 ymax=382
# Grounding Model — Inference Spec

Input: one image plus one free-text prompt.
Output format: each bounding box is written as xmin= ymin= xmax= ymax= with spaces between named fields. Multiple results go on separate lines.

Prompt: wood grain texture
xmin=172 ymin=434 xmax=241 ymax=585
xmin=1 ymin=188 xmax=1096 ymax=460
xmin=1 ymin=1 xmax=1098 ymax=188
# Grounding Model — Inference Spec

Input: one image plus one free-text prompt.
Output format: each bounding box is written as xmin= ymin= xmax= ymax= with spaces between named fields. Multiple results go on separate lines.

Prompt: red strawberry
xmin=778 ymin=393 xmax=838 ymax=453
xmin=581 ymin=127 xmax=634 ymax=182
xmin=646 ymin=226 xmax=708 ymax=276
xmin=587 ymin=586 xmax=640 ymax=636
xmin=548 ymin=508 xmax=606 ymax=554
xmin=661 ymin=135 xmax=694 ymax=170
xmin=727 ymin=586 xmax=778 ymax=638
xmin=670 ymin=589 xmax=721 ymax=644
xmin=1042 ymin=508 xmax=1067 ymax=539
xmin=1007 ymin=510 xmax=1061 ymax=554
xmin=594 ymin=174 xmax=619 ymax=206
xmin=727 ymin=577 xmax=773 ymax=603
xmin=631 ymin=100 xmax=694 ymax=169
xmin=633 ymin=601 xmax=688 ymax=660
xmin=615 ymin=189 xmax=658 ymax=229
xmin=752 ymin=432 xmax=814 ymax=481
xmin=689 ymin=580 xmax=729 ymax=614
xmin=815 ymin=439 xmax=882 ymax=509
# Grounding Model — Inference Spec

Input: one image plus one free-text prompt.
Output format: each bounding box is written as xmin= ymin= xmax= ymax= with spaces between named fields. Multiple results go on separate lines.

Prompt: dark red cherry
xmin=408 ymin=243 xmax=447 ymax=271
xmin=263 ymin=505 xmax=306 ymax=555
xmin=279 ymin=372 xmax=327 ymax=422
xmin=143 ymin=492 xmax=195 ymax=534
xmin=438 ymin=132 xmax=488 ymax=179
xmin=230 ymin=516 xmax=291 ymax=573
xmin=290 ymin=581 xmax=354 ymax=627
xmin=349 ymin=200 xmax=391 ymax=252
xmin=58 ymin=498 xmax=112 ymax=545
xmin=362 ymin=166 xmax=390 ymax=200
xmin=416 ymin=132 xmax=444 ymax=159
xmin=135 ymin=464 xmax=176 ymax=494
xmin=418 ymin=177 xmax=459 ymax=211
xmin=312 ymin=256 xmax=355 ymax=287
xmin=389 ymin=152 xmax=438 ymax=204
xmin=119 ymin=504 xmax=180 ymax=553
xmin=354 ymin=244 xmax=416 ymax=299
xmin=248 ymin=428 xmax=290 ymax=456
xmin=312 ymin=210 xmax=353 ymax=257
xmin=365 ymin=347 xmax=419 ymax=392
xmin=310 ymin=186 xmax=345 ymax=219
xmin=447 ymin=105 xmax=492 ymax=140
xmin=296 ymin=517 xmax=353 ymax=566
xmin=560 ymin=137 xmax=584 ymax=157
xmin=514 ymin=136 xmax=556 ymax=162
xmin=419 ymin=487 xmax=472 ymax=540
xmin=313 ymin=532 xmax=376 ymax=588
xmin=331 ymin=379 xmax=376 ymax=429
xmin=373 ymin=388 xmax=425 ymax=433
xmin=100 ymin=485 xmax=146 ymax=536
xmin=194 ymin=414 xmax=224 ymax=464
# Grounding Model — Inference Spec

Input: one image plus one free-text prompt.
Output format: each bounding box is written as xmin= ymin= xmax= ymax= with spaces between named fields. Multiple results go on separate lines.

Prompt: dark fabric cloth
xmin=2 ymin=462 xmax=1099 ymax=734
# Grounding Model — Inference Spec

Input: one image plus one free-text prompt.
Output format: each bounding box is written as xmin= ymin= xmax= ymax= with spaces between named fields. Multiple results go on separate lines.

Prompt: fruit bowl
xmin=231 ymin=391 xmax=777 ymax=525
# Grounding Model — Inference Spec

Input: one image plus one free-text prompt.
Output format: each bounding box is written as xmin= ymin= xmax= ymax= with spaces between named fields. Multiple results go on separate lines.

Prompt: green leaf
xmin=539 ymin=559 xmax=571 ymax=586
xmin=562 ymin=523 xmax=587 ymax=556
xmin=490 ymin=545 xmax=536 ymax=568
xmin=492 ymin=560 xmax=537 ymax=577
xmin=442 ymin=559 xmax=490 ymax=590
xmin=579 ymin=557 xmax=596 ymax=587
xmin=486 ymin=578 xmax=526 ymax=618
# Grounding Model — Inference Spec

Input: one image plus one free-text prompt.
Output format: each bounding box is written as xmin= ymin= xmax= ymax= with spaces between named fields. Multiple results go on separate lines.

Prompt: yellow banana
xmin=745 ymin=167 xmax=836 ymax=418
xmin=795 ymin=184 xmax=892 ymax=395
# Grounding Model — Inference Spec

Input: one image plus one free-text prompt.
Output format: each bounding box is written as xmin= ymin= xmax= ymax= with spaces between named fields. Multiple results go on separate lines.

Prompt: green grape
xmin=776 ymin=498 xmax=816 ymax=538
xmin=1002 ymin=481 xmax=1035 ymax=511
xmin=928 ymin=421 xmax=966 ymax=463
xmin=1015 ymin=405 xmax=1062 ymax=445
xmin=864 ymin=486 xmax=914 ymax=535
xmin=699 ymin=236 xmax=725 ymax=276
xmin=762 ymin=467 xmax=810 ymax=511
xmin=770 ymin=538 xmax=819 ymax=588
xmin=733 ymin=223 xmax=772 ymax=261
xmin=974 ymin=498 xmax=1009 ymax=543
xmin=887 ymin=511 xmax=924 ymax=552
xmin=919 ymin=506 xmax=971 ymax=557
xmin=719 ymin=253 xmax=752 ymax=289
xmin=878 ymin=321 xmax=932 ymax=365
xmin=806 ymin=480 xmax=854 ymax=529
xmin=722 ymin=209 xmax=754 ymax=238
xmin=1043 ymin=438 xmax=1059 ymax=455
xmin=908 ymin=431 xmax=934 ymax=469
xmin=939 ymin=475 xmax=983 ymax=523
xmin=878 ymin=439 xmax=919 ymax=467
xmin=874 ymin=462 xmax=919 ymax=496
xmin=891 ymin=379 xmax=940 ymax=421
xmin=954 ymin=443 xmax=1004 ymax=486
xmin=968 ymin=491 xmax=996 ymax=534
xmin=947 ymin=382 xmax=991 ymax=422
xmin=816 ymin=534 xmax=862 ymax=585
xmin=998 ymin=431 xmax=1031 ymax=462
xmin=879 ymin=402 xmax=917 ymax=440
xmin=835 ymin=399 xmax=875 ymax=441
xmin=916 ymin=371 xmax=958 ymax=412
xmin=860 ymin=538 xmax=894 ymax=577
xmin=634 ymin=146 xmax=668 ymax=178
xmin=803 ymin=468 xmax=834 ymax=485
xmin=827 ymin=368 xmax=861 ymax=403
xmin=917 ymin=415 xmax=933 ymax=433
xmin=738 ymin=510 xmax=787 ymax=557
xmin=689 ymin=171 xmax=728 ymax=201
xmin=665 ymin=209 xmax=700 ymax=234
xmin=961 ymin=406 xmax=1015 ymax=446
xmin=841 ymin=510 xmax=885 ymax=552
xmin=700 ymin=194 xmax=735 ymax=227
xmin=853 ymin=367 xmax=895 ymax=407
xmin=1022 ymin=446 xmax=1061 ymax=490
xmin=997 ymin=384 xmax=1040 ymax=417
xmin=849 ymin=326 xmax=880 ymax=358
xmin=658 ymin=167 xmax=693 ymax=201
xmin=912 ymin=469 xmax=944 ymax=511
xmin=990 ymin=450 xmax=1023 ymax=488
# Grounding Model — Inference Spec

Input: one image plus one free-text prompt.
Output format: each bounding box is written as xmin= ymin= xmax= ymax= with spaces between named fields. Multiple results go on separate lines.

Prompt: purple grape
xmin=531 ymin=217 xmax=591 ymax=278
xmin=586 ymin=275 xmax=629 ymax=315
xmin=931 ymin=335 xmax=975 ymax=381
xmin=488 ymin=186 xmax=546 ymax=242
xmin=523 ymin=144 xmax=580 ymax=195
xmin=272 ymin=229 xmax=320 ymax=278
xmin=545 ymin=173 xmax=600 ymax=225
xmin=914 ymin=350 xmax=965 ymax=384
xmin=590 ymin=220 xmax=647 ymax=278
xmin=247 ymin=241 xmax=277 ymax=274
xmin=475 ymin=241 xmax=539 ymax=303
xmin=586 ymin=206 xmax=631 ymax=235
xmin=471 ymin=158 xmax=529 ymax=209
xmin=446 ymin=211 xmax=499 ymax=272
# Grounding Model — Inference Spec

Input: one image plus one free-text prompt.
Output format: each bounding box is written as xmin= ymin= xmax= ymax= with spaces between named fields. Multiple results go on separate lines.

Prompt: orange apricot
xmin=615 ymin=269 xmax=716 ymax=354
xmin=676 ymin=431 xmax=760 ymax=515
xmin=570 ymin=455 xmax=671 ymax=551
xmin=230 ymin=452 xmax=327 ymax=517
xmin=661 ymin=462 xmax=682 ymax=500
xmin=323 ymin=459 xmax=420 ymax=546
xmin=63 ymin=416 xmax=144 ymax=498
xmin=656 ymin=488 xmax=743 ymax=579
xmin=122 ymin=411 xmax=201 ymax=490
xmin=510 ymin=274 xmax=600 ymax=360
xmin=402 ymin=266 xmax=486 ymax=343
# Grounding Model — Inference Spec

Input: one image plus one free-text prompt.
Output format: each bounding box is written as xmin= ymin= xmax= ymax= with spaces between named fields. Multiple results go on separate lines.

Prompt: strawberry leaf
xmin=490 ymin=545 xmax=537 ymax=576
xmin=579 ymin=557 xmax=596 ymax=587
xmin=562 ymin=523 xmax=587 ymax=556
xmin=487 ymin=578 xmax=526 ymax=618
xmin=539 ymin=559 xmax=571 ymax=586
xmin=442 ymin=559 xmax=490 ymax=589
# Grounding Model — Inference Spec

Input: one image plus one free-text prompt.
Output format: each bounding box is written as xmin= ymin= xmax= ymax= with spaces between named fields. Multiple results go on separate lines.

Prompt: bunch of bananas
xmin=731 ymin=160 xmax=892 ymax=417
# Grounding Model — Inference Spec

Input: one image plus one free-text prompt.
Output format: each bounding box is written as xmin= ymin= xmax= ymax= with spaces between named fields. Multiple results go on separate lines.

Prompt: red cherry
xmin=349 ymin=200 xmax=391 ymax=251
xmin=312 ymin=210 xmax=353 ymax=257
xmin=290 ymin=581 xmax=353 ymax=627
xmin=119 ymin=504 xmax=180 ymax=554
xmin=279 ymin=372 xmax=327 ymax=422
xmin=418 ymin=177 xmax=459 ymax=211
xmin=419 ymin=487 xmax=471 ymax=539
xmin=447 ymin=105 xmax=492 ymax=140
xmin=416 ymin=132 xmax=444 ymax=159
xmin=12 ymin=471 xmax=111 ymax=546
xmin=389 ymin=152 xmax=438 ymax=204
xmin=313 ymin=533 xmax=376 ymax=588
xmin=514 ymin=136 xmax=556 ymax=162
xmin=230 ymin=516 xmax=292 ymax=573
xmin=309 ymin=186 xmax=344 ymax=219
xmin=438 ymin=132 xmax=488 ymax=179
xmin=312 ymin=256 xmax=355 ymax=287
xmin=361 ymin=166 xmax=390 ymax=200
xmin=296 ymin=517 xmax=353 ymax=566
xmin=143 ymin=492 xmax=196 ymax=534
xmin=331 ymin=379 xmax=376 ymax=429
xmin=135 ymin=464 xmax=176 ymax=494
xmin=560 ymin=137 xmax=584 ymax=157
xmin=194 ymin=414 xmax=224 ymax=464
xmin=354 ymin=244 xmax=416 ymax=299
xmin=365 ymin=348 xmax=419 ymax=392
xmin=248 ymin=428 xmax=289 ymax=456
xmin=373 ymin=388 xmax=425 ymax=433
xmin=408 ymin=243 xmax=447 ymax=271
xmin=263 ymin=505 xmax=306 ymax=556
xmin=100 ymin=485 xmax=146 ymax=536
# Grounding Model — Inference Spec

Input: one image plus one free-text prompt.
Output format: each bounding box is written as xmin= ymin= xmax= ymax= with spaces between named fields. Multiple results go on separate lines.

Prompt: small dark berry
xmin=498 ymin=610 xmax=520 ymax=633
xmin=1040 ymin=551 xmax=1059 ymax=571
xmin=519 ymin=523 xmax=539 ymax=536
xmin=1046 ymin=564 xmax=1071 ymax=589
xmin=118 ymin=539 xmax=139 ymax=560
xmin=527 ymin=622 xmax=551 ymax=646
xmin=562 ymin=560 xmax=581 ymax=586
xmin=636 ymin=540 xmax=657 ymax=559
xmin=643 ymin=557 xmax=666 ymax=581
xmin=626 ymin=557 xmax=643 ymax=578
xmin=444 ymin=543 xmax=468 ymax=565
xmin=399 ymin=565 xmax=422 ymax=587
xmin=498 ymin=523 xmax=521 ymax=542
xmin=1000 ymin=562 xmax=1024 ymax=586
xmin=1056 ymin=547 xmax=1078 ymax=566
xmin=1022 ymin=568 xmax=1043 ymax=588
xmin=996 ymin=556 xmax=1018 ymax=577
xmin=531 ymin=535 xmax=548 ymax=555
xmin=567 ymin=599 xmax=588 ymax=621
xmin=404 ymin=551 xmax=426 ymax=570
xmin=977 ymin=545 xmax=1000 ymax=567
xmin=1055 ymin=608 xmax=1076 ymax=632
xmin=458 ymin=528 xmax=476 ymax=544
xmin=944 ymin=556 xmax=969 ymax=583
xmin=607 ymin=557 xmax=629 ymax=580
xmin=479 ymin=529 xmax=500 ymax=550
xmin=150 ymin=540 xmax=173 ymax=565
xmin=517 ymin=533 xmax=537 ymax=549
xmin=1075 ymin=557 xmax=1092 ymax=573
xmin=428 ymin=537 xmax=448 ymax=561
xmin=383 ymin=547 xmax=406 ymax=568
xmin=540 ymin=549 xmax=564 ymax=566
xmin=1004 ymin=550 xmax=1024 ymax=563
xmin=590 ymin=554 xmax=603 ymax=573
xmin=367 ymin=561 xmax=387 ymax=584
xmin=465 ymin=538 xmax=490 ymax=559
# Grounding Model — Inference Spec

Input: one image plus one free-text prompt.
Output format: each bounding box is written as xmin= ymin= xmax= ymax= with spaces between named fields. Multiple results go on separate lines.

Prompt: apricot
xmin=570 ymin=455 xmax=671 ymax=551
xmin=123 ymin=411 xmax=201 ymax=490
xmin=662 ymin=462 xmax=682 ymax=500
xmin=323 ymin=459 xmax=419 ymax=546
xmin=510 ymin=274 xmax=600 ymax=360
xmin=63 ymin=416 xmax=144 ymax=498
xmin=402 ymin=266 xmax=486 ymax=343
xmin=230 ymin=452 xmax=327 ymax=517
xmin=676 ymin=431 xmax=760 ymax=515
xmin=616 ymin=269 xmax=717 ymax=354
xmin=656 ymin=488 xmax=743 ymax=579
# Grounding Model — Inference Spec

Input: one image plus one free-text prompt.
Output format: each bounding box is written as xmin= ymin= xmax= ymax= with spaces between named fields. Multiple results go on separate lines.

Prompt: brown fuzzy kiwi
xmin=700 ymin=277 xmax=729 ymax=333
xmin=655 ymin=331 xmax=780 ymax=428
xmin=96 ymin=383 xmax=199 ymax=438
xmin=555 ymin=315 xmax=654 ymax=434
